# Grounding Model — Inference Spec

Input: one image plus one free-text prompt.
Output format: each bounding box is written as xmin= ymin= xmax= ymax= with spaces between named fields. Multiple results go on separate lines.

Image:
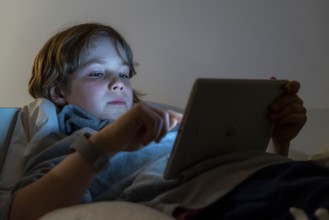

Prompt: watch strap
xmin=71 ymin=133 xmax=109 ymax=172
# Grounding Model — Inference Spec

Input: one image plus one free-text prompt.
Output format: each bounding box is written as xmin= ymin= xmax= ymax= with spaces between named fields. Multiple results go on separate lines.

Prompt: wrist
xmin=71 ymin=133 xmax=110 ymax=172
xmin=267 ymin=139 xmax=290 ymax=156
xmin=88 ymin=132 xmax=118 ymax=157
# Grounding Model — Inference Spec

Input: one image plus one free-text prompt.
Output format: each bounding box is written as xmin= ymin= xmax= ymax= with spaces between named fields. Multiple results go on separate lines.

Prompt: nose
xmin=110 ymin=79 xmax=124 ymax=91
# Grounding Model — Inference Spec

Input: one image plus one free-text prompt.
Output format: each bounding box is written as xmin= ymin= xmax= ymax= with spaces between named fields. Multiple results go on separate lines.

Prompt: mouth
xmin=108 ymin=98 xmax=126 ymax=105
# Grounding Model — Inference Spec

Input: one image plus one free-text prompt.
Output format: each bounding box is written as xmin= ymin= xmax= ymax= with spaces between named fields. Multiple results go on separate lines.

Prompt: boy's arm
xmin=10 ymin=151 xmax=97 ymax=220
xmin=10 ymin=103 xmax=182 ymax=220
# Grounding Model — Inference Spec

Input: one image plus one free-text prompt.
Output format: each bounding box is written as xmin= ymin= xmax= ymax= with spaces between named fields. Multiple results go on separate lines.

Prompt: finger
xmin=140 ymin=103 xmax=183 ymax=143
xmin=168 ymin=110 xmax=183 ymax=122
xmin=131 ymin=126 xmax=149 ymax=149
xmin=160 ymin=112 xmax=170 ymax=141
xmin=268 ymin=102 xmax=307 ymax=122
xmin=297 ymin=96 xmax=304 ymax=105
xmin=268 ymin=78 xmax=301 ymax=94
xmin=153 ymin=110 xmax=169 ymax=142
xmin=147 ymin=106 xmax=171 ymax=142
xmin=273 ymin=113 xmax=307 ymax=129
xmin=168 ymin=110 xmax=183 ymax=130
xmin=143 ymin=106 xmax=166 ymax=144
xmin=270 ymin=94 xmax=304 ymax=112
xmin=131 ymin=104 xmax=162 ymax=145
xmin=283 ymin=80 xmax=301 ymax=94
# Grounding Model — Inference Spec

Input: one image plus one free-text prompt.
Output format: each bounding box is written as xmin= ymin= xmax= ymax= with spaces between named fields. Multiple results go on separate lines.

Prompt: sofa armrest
xmin=0 ymin=108 xmax=20 ymax=175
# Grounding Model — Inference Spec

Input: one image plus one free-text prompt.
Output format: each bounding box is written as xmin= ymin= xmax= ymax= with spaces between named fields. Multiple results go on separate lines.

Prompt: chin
xmin=105 ymin=110 xmax=128 ymax=121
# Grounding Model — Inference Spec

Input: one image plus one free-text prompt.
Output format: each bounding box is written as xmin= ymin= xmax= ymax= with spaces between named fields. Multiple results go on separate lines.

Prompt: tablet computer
xmin=164 ymin=78 xmax=288 ymax=179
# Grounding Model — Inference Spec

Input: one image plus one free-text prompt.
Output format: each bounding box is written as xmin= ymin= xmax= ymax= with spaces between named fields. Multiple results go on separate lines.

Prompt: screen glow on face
xmin=64 ymin=36 xmax=134 ymax=120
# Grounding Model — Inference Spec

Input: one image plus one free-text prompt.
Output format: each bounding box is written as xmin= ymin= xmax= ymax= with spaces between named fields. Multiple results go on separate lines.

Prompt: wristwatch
xmin=71 ymin=133 xmax=109 ymax=172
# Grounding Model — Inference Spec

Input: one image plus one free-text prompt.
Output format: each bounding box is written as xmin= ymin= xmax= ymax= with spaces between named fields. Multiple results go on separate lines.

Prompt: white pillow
xmin=39 ymin=201 xmax=174 ymax=220
xmin=308 ymin=146 xmax=329 ymax=166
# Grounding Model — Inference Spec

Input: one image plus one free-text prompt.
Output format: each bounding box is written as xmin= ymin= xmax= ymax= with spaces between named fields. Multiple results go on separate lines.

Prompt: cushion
xmin=39 ymin=201 xmax=174 ymax=220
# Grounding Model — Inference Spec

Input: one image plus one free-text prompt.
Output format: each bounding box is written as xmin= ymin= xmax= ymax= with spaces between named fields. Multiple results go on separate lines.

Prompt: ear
xmin=48 ymin=85 xmax=67 ymax=107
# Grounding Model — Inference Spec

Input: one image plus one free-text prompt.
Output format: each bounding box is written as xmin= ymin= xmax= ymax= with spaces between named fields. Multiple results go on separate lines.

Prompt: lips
xmin=108 ymin=98 xmax=126 ymax=105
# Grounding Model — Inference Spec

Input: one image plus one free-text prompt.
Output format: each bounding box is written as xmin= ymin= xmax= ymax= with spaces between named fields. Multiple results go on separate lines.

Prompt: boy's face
xmin=63 ymin=36 xmax=133 ymax=120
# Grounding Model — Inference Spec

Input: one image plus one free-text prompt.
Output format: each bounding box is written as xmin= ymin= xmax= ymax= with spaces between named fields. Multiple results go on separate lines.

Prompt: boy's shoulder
xmin=24 ymin=98 xmax=57 ymax=114
xmin=20 ymin=98 xmax=59 ymax=150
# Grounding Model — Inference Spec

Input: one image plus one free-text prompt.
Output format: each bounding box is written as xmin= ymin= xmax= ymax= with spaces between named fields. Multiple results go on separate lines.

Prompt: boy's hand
xmin=90 ymin=102 xmax=183 ymax=155
xmin=268 ymin=80 xmax=307 ymax=152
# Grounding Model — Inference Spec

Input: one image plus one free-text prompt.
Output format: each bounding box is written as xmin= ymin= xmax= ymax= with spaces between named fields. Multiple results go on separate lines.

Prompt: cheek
xmin=66 ymin=81 xmax=100 ymax=104
xmin=125 ymin=81 xmax=134 ymax=101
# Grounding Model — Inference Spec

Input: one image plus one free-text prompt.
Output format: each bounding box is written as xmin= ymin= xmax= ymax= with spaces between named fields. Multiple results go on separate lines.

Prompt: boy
xmin=4 ymin=23 xmax=307 ymax=220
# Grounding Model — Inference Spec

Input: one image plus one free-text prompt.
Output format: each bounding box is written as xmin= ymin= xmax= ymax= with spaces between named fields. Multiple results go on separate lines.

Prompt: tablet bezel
xmin=164 ymin=78 xmax=288 ymax=179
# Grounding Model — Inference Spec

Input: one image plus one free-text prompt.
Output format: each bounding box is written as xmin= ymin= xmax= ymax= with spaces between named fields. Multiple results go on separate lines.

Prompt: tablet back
xmin=164 ymin=78 xmax=288 ymax=179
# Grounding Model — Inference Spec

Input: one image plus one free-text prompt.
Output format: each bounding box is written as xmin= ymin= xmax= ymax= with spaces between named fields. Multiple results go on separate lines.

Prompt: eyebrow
xmin=79 ymin=58 xmax=128 ymax=69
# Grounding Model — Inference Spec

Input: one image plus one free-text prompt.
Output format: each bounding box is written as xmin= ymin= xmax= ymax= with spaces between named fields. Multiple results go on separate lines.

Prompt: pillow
xmin=308 ymin=146 xmax=329 ymax=166
xmin=39 ymin=201 xmax=174 ymax=220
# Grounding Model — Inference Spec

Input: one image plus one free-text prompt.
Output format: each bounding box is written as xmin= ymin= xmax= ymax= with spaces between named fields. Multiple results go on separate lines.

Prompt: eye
xmin=89 ymin=72 xmax=104 ymax=78
xmin=119 ymin=73 xmax=130 ymax=79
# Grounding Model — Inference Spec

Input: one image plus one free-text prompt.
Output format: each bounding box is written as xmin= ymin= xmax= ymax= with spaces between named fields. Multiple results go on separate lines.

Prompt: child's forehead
xmin=79 ymin=34 xmax=128 ymax=64
xmin=80 ymin=35 xmax=113 ymax=58
xmin=86 ymin=34 xmax=112 ymax=50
